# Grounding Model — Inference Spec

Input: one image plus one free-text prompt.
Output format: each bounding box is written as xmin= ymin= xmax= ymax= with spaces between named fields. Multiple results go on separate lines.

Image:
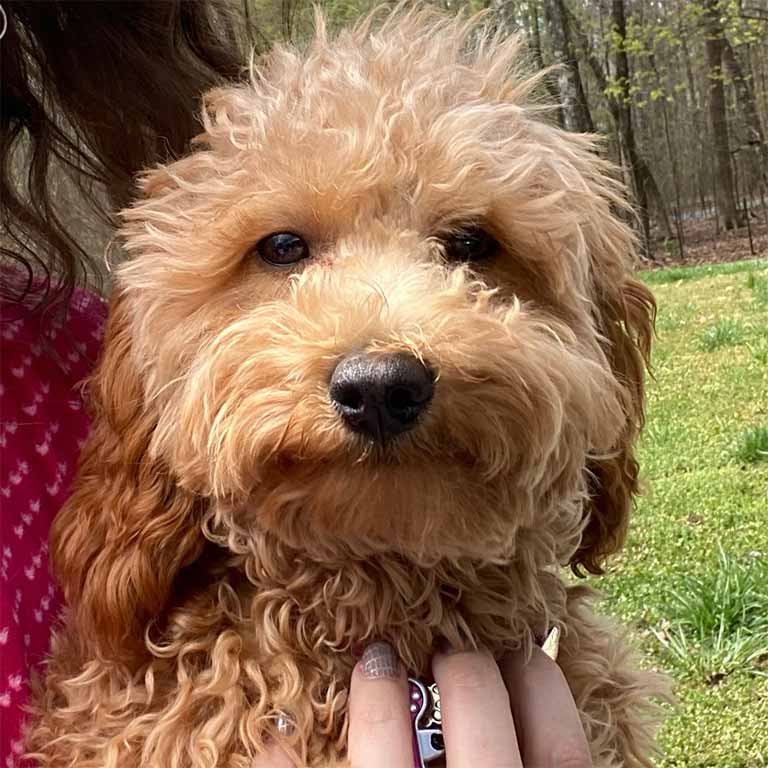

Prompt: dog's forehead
xmin=198 ymin=26 xmax=534 ymax=232
xmin=203 ymin=95 xmax=527 ymax=241
xmin=255 ymin=16 xmax=528 ymax=136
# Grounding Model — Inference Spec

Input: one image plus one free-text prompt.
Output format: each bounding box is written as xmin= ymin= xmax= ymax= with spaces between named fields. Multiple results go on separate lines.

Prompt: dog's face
xmin=117 ymin=13 xmax=651 ymax=562
xmin=53 ymin=11 xmax=654 ymax=655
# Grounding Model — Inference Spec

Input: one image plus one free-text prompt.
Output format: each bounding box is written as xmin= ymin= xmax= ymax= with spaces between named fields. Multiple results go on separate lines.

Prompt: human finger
xmin=433 ymin=649 xmax=522 ymax=768
xmin=348 ymin=641 xmax=413 ymax=768
xmin=500 ymin=647 xmax=591 ymax=768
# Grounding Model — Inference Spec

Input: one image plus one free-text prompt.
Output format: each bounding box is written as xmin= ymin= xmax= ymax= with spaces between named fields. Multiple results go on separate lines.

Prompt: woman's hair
xmin=1 ymin=0 xmax=253 ymax=316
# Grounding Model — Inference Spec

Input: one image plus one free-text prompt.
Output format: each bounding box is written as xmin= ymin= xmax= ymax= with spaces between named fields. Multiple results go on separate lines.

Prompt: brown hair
xmin=1 ymin=0 xmax=253 ymax=317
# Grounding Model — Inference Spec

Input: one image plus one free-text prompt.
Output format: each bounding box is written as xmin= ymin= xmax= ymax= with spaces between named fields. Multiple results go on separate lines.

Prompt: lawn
xmin=594 ymin=258 xmax=768 ymax=767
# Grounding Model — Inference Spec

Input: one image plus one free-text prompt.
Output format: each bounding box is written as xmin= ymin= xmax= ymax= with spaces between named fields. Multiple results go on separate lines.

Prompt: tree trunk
xmin=676 ymin=0 xmax=709 ymax=221
xmin=543 ymin=0 xmax=594 ymax=133
xmin=528 ymin=0 xmax=564 ymax=127
xmin=702 ymin=0 xmax=743 ymax=230
xmin=648 ymin=53 xmax=685 ymax=259
xmin=611 ymin=0 xmax=652 ymax=256
xmin=491 ymin=0 xmax=517 ymax=34
xmin=567 ymin=0 xmax=672 ymax=248
xmin=721 ymin=36 xmax=768 ymax=183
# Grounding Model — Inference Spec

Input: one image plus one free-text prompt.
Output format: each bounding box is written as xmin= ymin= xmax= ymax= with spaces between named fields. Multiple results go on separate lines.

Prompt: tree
xmin=571 ymin=0 xmax=672 ymax=252
xmin=721 ymin=36 xmax=768 ymax=183
xmin=543 ymin=0 xmax=594 ymax=133
xmin=611 ymin=0 xmax=657 ymax=255
xmin=702 ymin=0 xmax=744 ymax=229
xmin=526 ymin=0 xmax=564 ymax=126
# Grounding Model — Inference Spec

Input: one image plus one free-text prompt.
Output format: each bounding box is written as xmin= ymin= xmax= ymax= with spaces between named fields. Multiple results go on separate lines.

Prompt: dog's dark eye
xmin=255 ymin=232 xmax=309 ymax=266
xmin=443 ymin=227 xmax=498 ymax=262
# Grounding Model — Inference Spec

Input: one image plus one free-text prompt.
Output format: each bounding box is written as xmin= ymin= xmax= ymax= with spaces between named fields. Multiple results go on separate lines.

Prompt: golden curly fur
xmin=28 ymin=8 xmax=665 ymax=767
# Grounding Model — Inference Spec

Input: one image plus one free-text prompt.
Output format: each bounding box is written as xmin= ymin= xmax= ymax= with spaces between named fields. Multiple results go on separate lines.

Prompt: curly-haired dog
xmin=28 ymin=9 xmax=665 ymax=768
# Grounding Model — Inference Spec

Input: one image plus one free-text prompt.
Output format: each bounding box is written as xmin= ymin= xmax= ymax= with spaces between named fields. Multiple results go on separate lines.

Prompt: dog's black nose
xmin=329 ymin=353 xmax=434 ymax=441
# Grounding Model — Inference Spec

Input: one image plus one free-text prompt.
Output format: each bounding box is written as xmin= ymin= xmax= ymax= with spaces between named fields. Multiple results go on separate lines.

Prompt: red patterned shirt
xmin=0 ymin=286 xmax=106 ymax=766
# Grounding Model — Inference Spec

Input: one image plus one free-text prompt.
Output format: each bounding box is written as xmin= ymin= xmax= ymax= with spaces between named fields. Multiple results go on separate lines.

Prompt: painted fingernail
xmin=360 ymin=641 xmax=400 ymax=679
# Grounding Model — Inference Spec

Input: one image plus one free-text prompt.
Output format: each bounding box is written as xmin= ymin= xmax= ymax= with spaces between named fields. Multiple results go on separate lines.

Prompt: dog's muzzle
xmin=329 ymin=352 xmax=435 ymax=442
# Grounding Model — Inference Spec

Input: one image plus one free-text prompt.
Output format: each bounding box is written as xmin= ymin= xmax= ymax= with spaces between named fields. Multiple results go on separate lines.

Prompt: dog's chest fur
xmin=78 ymin=540 xmax=562 ymax=764
xmin=33 ymin=533 xmax=662 ymax=768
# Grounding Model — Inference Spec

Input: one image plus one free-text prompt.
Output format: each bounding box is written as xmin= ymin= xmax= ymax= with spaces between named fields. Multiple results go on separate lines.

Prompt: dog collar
xmin=409 ymin=627 xmax=560 ymax=767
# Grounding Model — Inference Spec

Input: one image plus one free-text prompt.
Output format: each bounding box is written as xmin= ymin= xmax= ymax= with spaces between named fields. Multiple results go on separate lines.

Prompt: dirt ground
xmin=649 ymin=213 xmax=768 ymax=267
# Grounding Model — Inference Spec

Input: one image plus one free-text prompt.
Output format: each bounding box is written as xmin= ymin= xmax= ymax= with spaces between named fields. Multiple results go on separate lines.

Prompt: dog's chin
xmin=223 ymin=444 xmax=571 ymax=562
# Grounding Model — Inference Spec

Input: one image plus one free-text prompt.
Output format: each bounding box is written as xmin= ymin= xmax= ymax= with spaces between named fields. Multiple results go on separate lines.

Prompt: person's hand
xmin=348 ymin=640 xmax=592 ymax=768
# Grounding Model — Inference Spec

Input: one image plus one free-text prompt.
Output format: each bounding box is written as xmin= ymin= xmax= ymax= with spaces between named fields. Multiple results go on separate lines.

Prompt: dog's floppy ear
xmin=572 ymin=259 xmax=655 ymax=576
xmin=51 ymin=292 xmax=205 ymax=661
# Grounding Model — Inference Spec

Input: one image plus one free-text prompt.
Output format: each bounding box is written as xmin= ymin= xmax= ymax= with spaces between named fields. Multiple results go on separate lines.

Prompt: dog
xmin=28 ymin=8 xmax=665 ymax=767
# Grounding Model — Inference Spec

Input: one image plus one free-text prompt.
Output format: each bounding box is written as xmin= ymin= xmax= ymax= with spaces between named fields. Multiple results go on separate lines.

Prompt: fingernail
xmin=359 ymin=641 xmax=400 ymax=679
xmin=541 ymin=626 xmax=561 ymax=661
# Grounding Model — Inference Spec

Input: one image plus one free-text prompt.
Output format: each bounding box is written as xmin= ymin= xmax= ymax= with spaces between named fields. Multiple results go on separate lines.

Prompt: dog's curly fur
xmin=28 ymin=8 xmax=665 ymax=767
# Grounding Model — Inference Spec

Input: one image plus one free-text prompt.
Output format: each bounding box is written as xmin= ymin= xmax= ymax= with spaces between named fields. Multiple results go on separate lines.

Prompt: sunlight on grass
xmin=594 ymin=261 xmax=768 ymax=767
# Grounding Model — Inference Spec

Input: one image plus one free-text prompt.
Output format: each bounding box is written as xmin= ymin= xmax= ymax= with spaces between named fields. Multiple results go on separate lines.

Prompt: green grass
xmin=746 ymin=338 xmax=768 ymax=365
xmin=735 ymin=426 xmax=768 ymax=464
xmin=699 ymin=318 xmax=745 ymax=351
xmin=747 ymin=272 xmax=768 ymax=306
xmin=652 ymin=544 xmax=768 ymax=684
xmin=594 ymin=259 xmax=768 ymax=767
xmin=639 ymin=258 xmax=768 ymax=285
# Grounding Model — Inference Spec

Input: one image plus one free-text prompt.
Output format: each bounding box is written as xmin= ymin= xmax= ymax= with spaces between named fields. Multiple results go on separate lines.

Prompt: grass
xmin=593 ymin=258 xmax=768 ymax=767
xmin=639 ymin=257 xmax=768 ymax=286
xmin=735 ymin=426 xmax=768 ymax=464
xmin=652 ymin=544 xmax=768 ymax=684
xmin=699 ymin=318 xmax=744 ymax=351
xmin=747 ymin=338 xmax=768 ymax=365
xmin=746 ymin=271 xmax=768 ymax=306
